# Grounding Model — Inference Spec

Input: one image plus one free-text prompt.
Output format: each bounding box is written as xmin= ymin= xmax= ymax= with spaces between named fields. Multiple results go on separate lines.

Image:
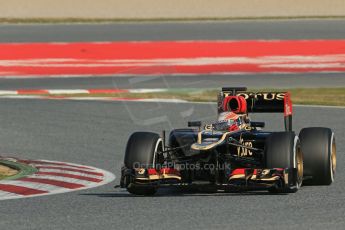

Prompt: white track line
xmin=0 ymin=180 xmax=64 ymax=192
xmin=0 ymin=190 xmax=18 ymax=199
xmin=36 ymin=168 xmax=104 ymax=179
xmin=0 ymin=91 xmax=17 ymax=95
xmin=46 ymin=89 xmax=89 ymax=94
xmin=27 ymin=159 xmax=96 ymax=170
xmin=32 ymin=164 xmax=97 ymax=171
xmin=0 ymin=88 xmax=169 ymax=95
xmin=25 ymin=174 xmax=98 ymax=186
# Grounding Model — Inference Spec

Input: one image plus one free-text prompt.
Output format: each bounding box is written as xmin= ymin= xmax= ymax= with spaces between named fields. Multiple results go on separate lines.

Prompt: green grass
xmin=0 ymin=160 xmax=38 ymax=180
xmin=42 ymin=88 xmax=345 ymax=106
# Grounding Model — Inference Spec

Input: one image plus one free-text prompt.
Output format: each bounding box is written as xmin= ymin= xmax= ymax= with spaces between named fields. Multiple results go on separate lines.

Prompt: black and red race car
xmin=120 ymin=87 xmax=336 ymax=195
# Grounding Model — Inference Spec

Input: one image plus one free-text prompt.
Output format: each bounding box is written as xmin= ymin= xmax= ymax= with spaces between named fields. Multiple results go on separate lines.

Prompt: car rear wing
xmin=218 ymin=87 xmax=293 ymax=131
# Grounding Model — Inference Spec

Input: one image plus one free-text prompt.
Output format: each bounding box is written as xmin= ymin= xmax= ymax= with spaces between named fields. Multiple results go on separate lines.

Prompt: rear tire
xmin=299 ymin=127 xmax=336 ymax=185
xmin=124 ymin=132 xmax=163 ymax=195
xmin=265 ymin=132 xmax=303 ymax=193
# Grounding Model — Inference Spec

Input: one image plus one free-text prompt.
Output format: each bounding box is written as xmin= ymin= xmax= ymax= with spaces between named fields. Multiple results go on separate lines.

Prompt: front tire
xmin=299 ymin=127 xmax=336 ymax=185
xmin=124 ymin=132 xmax=163 ymax=195
xmin=265 ymin=132 xmax=303 ymax=193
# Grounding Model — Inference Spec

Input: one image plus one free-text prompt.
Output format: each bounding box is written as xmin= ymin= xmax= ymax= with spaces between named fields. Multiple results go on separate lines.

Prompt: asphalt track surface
xmin=1 ymin=20 xmax=345 ymax=42
xmin=1 ymin=20 xmax=345 ymax=89
xmin=0 ymin=73 xmax=344 ymax=90
xmin=0 ymin=99 xmax=344 ymax=230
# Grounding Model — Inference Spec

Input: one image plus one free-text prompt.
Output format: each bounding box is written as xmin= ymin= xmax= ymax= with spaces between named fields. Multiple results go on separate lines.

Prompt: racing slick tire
xmin=124 ymin=132 xmax=163 ymax=195
xmin=265 ymin=132 xmax=303 ymax=193
xmin=299 ymin=127 xmax=336 ymax=185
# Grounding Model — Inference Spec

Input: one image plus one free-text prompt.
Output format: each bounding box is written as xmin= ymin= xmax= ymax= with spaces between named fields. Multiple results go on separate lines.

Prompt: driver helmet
xmin=217 ymin=112 xmax=242 ymax=131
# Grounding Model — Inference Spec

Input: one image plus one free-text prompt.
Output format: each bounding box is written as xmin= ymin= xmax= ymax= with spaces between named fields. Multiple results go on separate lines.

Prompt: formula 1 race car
xmin=120 ymin=87 xmax=336 ymax=195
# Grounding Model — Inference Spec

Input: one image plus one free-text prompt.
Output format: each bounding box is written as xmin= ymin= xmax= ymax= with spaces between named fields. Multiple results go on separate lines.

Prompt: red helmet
xmin=222 ymin=96 xmax=247 ymax=114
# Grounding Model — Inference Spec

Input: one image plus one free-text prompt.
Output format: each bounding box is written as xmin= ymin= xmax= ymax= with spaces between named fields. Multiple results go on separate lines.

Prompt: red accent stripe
xmin=36 ymin=171 xmax=103 ymax=182
xmin=17 ymin=89 xmax=49 ymax=95
xmin=36 ymin=166 xmax=103 ymax=176
xmin=231 ymin=168 xmax=284 ymax=176
xmin=160 ymin=168 xmax=180 ymax=175
xmin=231 ymin=168 xmax=259 ymax=175
xmin=284 ymin=92 xmax=293 ymax=117
xmin=0 ymin=184 xmax=48 ymax=195
xmin=231 ymin=169 xmax=246 ymax=175
xmin=21 ymin=160 xmax=94 ymax=170
xmin=2 ymin=64 xmax=345 ymax=76
xmin=1 ymin=40 xmax=345 ymax=76
xmin=18 ymin=177 xmax=85 ymax=189
xmin=1 ymin=40 xmax=345 ymax=59
xmin=148 ymin=168 xmax=158 ymax=175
